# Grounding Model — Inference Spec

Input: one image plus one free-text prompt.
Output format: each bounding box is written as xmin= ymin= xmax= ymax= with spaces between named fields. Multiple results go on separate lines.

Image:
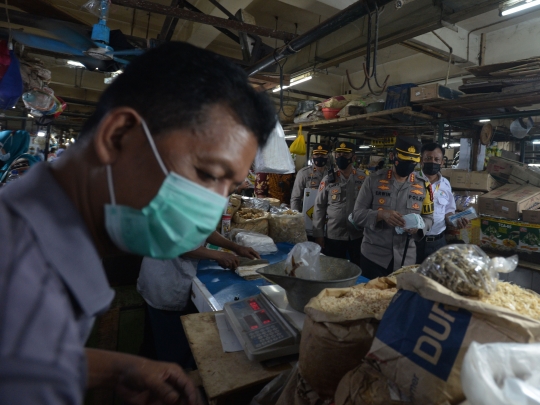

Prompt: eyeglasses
xmin=423 ymin=156 xmax=443 ymax=163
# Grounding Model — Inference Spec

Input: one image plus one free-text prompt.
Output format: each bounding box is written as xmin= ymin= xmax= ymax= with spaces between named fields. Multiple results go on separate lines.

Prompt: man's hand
xmin=86 ymin=349 xmax=201 ymax=405
xmin=377 ymin=209 xmax=406 ymax=228
xmin=315 ymin=237 xmax=325 ymax=249
xmin=234 ymin=245 xmax=261 ymax=260
xmin=446 ymin=215 xmax=469 ymax=230
xmin=214 ymin=251 xmax=240 ymax=270
xmin=405 ymin=228 xmax=419 ymax=235
xmin=116 ymin=358 xmax=201 ymax=405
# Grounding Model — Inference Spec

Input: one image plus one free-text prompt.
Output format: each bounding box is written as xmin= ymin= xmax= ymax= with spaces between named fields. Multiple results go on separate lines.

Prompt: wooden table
xmin=181 ymin=312 xmax=292 ymax=404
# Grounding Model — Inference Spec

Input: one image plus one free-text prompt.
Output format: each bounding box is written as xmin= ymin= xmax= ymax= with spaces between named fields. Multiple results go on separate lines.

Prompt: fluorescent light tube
xmin=502 ymin=0 xmax=540 ymax=16
xmin=479 ymin=119 xmax=491 ymax=122
xmin=37 ymin=130 xmax=46 ymax=137
xmin=67 ymin=60 xmax=85 ymax=68
xmin=273 ymin=76 xmax=313 ymax=92
xmin=449 ymin=143 xmax=460 ymax=147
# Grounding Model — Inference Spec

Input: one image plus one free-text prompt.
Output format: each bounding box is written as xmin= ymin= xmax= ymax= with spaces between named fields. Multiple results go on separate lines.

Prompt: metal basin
xmin=256 ymin=256 xmax=362 ymax=313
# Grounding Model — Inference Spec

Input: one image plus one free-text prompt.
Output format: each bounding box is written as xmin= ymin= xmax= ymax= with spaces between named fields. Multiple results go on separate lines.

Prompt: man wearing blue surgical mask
xmin=0 ymin=42 xmax=277 ymax=405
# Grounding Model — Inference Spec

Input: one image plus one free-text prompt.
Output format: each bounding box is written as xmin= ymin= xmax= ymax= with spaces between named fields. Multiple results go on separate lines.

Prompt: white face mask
xmin=0 ymin=151 xmax=10 ymax=161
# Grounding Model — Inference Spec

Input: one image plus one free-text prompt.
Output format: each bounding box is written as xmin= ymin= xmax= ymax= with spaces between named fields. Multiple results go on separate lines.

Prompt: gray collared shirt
xmin=0 ymin=163 xmax=114 ymax=404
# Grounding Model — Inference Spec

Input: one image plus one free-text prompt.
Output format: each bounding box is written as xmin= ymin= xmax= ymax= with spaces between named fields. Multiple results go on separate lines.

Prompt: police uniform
xmin=313 ymin=142 xmax=367 ymax=267
xmin=351 ymin=137 xmax=434 ymax=278
xmin=290 ymin=144 xmax=328 ymax=212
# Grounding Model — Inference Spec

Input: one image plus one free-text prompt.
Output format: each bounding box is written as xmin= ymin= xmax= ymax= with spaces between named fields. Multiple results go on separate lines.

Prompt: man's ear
xmin=93 ymin=108 xmax=142 ymax=165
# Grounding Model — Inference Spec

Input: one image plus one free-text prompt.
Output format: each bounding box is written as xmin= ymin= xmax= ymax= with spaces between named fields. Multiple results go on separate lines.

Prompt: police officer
xmin=290 ymin=144 xmax=328 ymax=213
xmin=313 ymin=141 xmax=367 ymax=267
xmin=416 ymin=142 xmax=468 ymax=263
xmin=351 ymin=137 xmax=434 ymax=278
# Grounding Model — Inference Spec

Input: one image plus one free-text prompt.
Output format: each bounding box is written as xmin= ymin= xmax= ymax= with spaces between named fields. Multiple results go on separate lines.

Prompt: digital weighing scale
xmin=223 ymin=291 xmax=301 ymax=362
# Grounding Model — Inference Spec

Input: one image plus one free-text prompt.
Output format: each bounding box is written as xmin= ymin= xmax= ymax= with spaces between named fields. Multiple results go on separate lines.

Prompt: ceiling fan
xmin=11 ymin=0 xmax=145 ymax=70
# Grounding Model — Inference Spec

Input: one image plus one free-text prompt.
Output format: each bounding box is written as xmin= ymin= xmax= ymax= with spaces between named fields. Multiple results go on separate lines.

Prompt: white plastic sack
xmin=461 ymin=342 xmax=540 ymax=405
xmin=284 ymin=242 xmax=321 ymax=280
xmin=233 ymin=230 xmax=278 ymax=255
xmin=253 ymin=122 xmax=295 ymax=174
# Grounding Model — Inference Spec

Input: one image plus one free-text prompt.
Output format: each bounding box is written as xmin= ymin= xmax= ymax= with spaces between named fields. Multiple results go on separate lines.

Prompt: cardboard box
xmin=522 ymin=203 xmax=540 ymax=224
xmin=519 ymin=223 xmax=540 ymax=252
xmin=493 ymin=185 xmax=540 ymax=220
xmin=410 ymin=83 xmax=463 ymax=103
xmin=453 ymin=191 xmax=484 ymax=212
xmin=449 ymin=169 xmax=501 ymax=192
xmin=441 ymin=168 xmax=452 ymax=181
xmin=446 ymin=218 xmax=480 ymax=244
xmin=480 ymin=217 xmax=520 ymax=251
xmin=486 ymin=156 xmax=522 ymax=182
xmin=477 ymin=184 xmax=521 ymax=217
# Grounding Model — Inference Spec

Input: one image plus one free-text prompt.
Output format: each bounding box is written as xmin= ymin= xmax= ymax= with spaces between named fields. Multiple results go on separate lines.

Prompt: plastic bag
xmin=289 ymin=126 xmax=306 ymax=155
xmin=83 ymin=0 xmax=110 ymax=18
xmin=461 ymin=342 xmax=540 ymax=405
xmin=284 ymin=242 xmax=321 ymax=280
xmin=253 ymin=122 xmax=295 ymax=174
xmin=418 ymin=244 xmax=517 ymax=296
xmin=250 ymin=368 xmax=293 ymax=405
xmin=269 ymin=210 xmax=307 ymax=244
xmin=241 ymin=197 xmax=270 ymax=212
xmin=233 ymin=230 xmax=278 ymax=255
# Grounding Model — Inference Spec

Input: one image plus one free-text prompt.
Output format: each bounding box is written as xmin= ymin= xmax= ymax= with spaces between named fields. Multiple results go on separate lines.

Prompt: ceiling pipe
xmin=245 ymin=0 xmax=395 ymax=76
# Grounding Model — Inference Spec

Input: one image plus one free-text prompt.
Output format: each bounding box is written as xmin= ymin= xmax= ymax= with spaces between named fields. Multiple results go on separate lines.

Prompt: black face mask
xmin=336 ymin=156 xmax=352 ymax=170
xmin=423 ymin=162 xmax=441 ymax=176
xmin=313 ymin=157 xmax=328 ymax=168
xmin=395 ymin=160 xmax=416 ymax=177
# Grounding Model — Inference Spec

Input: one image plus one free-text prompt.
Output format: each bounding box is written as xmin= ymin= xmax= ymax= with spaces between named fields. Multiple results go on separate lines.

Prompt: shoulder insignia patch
xmin=378 ymin=185 xmax=390 ymax=191
xmin=387 ymin=170 xmax=393 ymax=180
xmin=409 ymin=173 xmax=415 ymax=183
xmin=319 ymin=181 xmax=325 ymax=191
xmin=410 ymin=189 xmax=423 ymax=195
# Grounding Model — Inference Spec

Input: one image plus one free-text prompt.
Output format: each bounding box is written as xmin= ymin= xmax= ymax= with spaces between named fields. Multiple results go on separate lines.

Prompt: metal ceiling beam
xmin=110 ymin=0 xmax=296 ymax=41
xmin=158 ymin=0 xmax=183 ymax=42
xmin=182 ymin=1 xmax=240 ymax=44
xmin=245 ymin=0 xmax=394 ymax=76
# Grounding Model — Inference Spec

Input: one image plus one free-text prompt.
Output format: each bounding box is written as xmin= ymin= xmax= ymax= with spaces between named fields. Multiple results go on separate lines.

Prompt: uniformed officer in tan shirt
xmin=290 ymin=144 xmax=328 ymax=213
xmin=351 ymin=137 xmax=434 ymax=278
xmin=313 ymin=141 xmax=367 ymax=267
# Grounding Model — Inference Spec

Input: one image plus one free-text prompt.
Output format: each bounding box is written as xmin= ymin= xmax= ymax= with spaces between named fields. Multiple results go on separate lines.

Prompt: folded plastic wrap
xmin=284 ymin=242 xmax=321 ymax=280
xmin=241 ymin=197 xmax=271 ymax=212
xmin=418 ymin=244 xmax=517 ymax=296
xmin=395 ymin=213 xmax=425 ymax=234
xmin=233 ymin=230 xmax=278 ymax=255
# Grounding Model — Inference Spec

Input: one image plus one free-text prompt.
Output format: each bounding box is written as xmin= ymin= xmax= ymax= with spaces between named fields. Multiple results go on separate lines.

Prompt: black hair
xmin=421 ymin=142 xmax=444 ymax=156
xmin=80 ymin=42 xmax=277 ymax=147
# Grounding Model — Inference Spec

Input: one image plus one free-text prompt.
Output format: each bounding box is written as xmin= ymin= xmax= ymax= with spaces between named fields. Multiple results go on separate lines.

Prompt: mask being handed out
xmin=336 ymin=156 xmax=352 ymax=170
xmin=395 ymin=159 xmax=416 ymax=177
xmin=313 ymin=156 xmax=328 ymax=168
xmin=423 ymin=162 xmax=441 ymax=176
xmin=104 ymin=119 xmax=228 ymax=260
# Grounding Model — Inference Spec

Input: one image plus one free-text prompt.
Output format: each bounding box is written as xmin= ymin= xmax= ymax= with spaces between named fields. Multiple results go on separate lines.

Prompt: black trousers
xmin=415 ymin=234 xmax=447 ymax=264
xmin=324 ymin=237 xmax=362 ymax=268
xmin=360 ymin=255 xmax=394 ymax=279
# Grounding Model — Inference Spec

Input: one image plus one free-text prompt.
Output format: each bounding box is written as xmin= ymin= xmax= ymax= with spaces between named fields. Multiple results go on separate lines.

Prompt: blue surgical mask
xmin=104 ymin=120 xmax=228 ymax=259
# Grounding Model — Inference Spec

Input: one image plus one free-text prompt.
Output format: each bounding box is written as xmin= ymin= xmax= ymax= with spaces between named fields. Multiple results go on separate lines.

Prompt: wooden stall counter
xmin=181 ymin=312 xmax=292 ymax=404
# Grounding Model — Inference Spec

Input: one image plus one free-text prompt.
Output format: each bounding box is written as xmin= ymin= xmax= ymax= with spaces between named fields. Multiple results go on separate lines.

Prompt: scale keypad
xmin=248 ymin=323 xmax=288 ymax=348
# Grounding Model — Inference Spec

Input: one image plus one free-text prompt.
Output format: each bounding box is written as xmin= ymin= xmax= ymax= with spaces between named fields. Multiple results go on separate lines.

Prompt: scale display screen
xmin=224 ymin=294 xmax=300 ymax=362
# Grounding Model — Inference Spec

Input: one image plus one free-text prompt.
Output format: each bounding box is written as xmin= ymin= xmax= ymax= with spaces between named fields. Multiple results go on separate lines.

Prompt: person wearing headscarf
xmin=0 ymin=130 xmax=30 ymax=177
xmin=0 ymin=153 xmax=41 ymax=185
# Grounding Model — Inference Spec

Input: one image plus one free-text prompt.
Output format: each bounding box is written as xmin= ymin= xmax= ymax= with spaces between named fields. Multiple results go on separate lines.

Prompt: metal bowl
xmin=256 ymin=256 xmax=362 ymax=313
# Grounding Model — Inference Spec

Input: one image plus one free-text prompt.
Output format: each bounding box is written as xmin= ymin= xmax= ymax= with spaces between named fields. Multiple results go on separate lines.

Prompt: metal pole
xmin=438 ymin=122 xmax=444 ymax=145
xmin=520 ymin=139 xmax=526 ymax=164
xmin=245 ymin=0 xmax=394 ymax=76
xmin=44 ymin=125 xmax=52 ymax=158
